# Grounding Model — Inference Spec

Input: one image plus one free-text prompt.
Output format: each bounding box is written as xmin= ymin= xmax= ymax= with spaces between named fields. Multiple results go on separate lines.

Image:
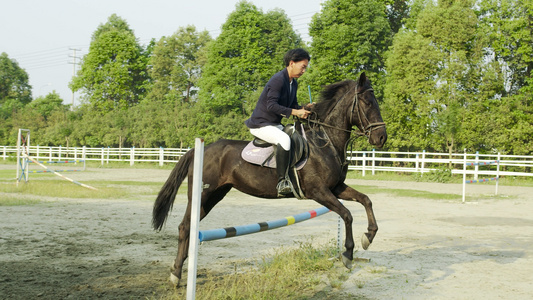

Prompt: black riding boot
xmin=275 ymin=144 xmax=292 ymax=196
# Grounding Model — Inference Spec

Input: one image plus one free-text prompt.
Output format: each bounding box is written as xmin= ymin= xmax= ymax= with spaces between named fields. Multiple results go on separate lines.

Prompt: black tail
xmin=152 ymin=149 xmax=195 ymax=231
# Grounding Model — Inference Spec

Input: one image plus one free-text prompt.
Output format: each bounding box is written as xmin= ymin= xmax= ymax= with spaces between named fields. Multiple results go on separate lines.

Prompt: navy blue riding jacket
xmin=245 ymin=68 xmax=302 ymax=129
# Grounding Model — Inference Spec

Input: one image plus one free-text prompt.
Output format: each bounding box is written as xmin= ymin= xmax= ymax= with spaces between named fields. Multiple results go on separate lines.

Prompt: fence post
xmin=82 ymin=146 xmax=86 ymax=163
xmin=159 ymin=146 xmax=164 ymax=166
xmin=74 ymin=147 xmax=78 ymax=163
xmin=415 ymin=153 xmax=419 ymax=174
xmin=2 ymin=146 xmax=5 ymax=160
xmin=130 ymin=146 xmax=135 ymax=166
xmin=362 ymin=152 xmax=366 ymax=177
xmin=495 ymin=153 xmax=500 ymax=196
xmin=462 ymin=149 xmax=467 ymax=203
xmin=59 ymin=145 xmax=62 ymax=160
xmin=421 ymin=150 xmax=426 ymax=176
xmin=474 ymin=151 xmax=479 ymax=180
xmin=36 ymin=145 xmax=40 ymax=161
xmin=371 ymin=149 xmax=376 ymax=175
xmin=106 ymin=147 xmax=110 ymax=164
xmin=101 ymin=147 xmax=104 ymax=166
xmin=49 ymin=147 xmax=53 ymax=161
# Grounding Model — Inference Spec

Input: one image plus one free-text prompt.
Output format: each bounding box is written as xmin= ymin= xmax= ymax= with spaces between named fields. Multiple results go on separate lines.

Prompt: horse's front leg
xmin=310 ymin=189 xmax=356 ymax=269
xmin=333 ymin=183 xmax=378 ymax=251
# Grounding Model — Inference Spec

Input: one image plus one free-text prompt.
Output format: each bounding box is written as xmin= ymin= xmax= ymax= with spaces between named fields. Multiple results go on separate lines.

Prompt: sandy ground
xmin=0 ymin=165 xmax=532 ymax=299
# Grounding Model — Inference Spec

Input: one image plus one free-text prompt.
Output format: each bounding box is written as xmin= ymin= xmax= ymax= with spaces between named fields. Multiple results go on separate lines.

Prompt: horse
xmin=152 ymin=72 xmax=387 ymax=287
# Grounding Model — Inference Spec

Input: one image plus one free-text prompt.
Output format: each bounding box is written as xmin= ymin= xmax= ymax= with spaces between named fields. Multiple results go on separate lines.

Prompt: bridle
xmin=304 ymin=83 xmax=386 ymax=168
xmin=306 ymin=84 xmax=386 ymax=139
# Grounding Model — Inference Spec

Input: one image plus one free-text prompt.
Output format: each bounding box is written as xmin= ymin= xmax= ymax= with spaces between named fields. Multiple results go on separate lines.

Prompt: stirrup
xmin=276 ymin=180 xmax=292 ymax=196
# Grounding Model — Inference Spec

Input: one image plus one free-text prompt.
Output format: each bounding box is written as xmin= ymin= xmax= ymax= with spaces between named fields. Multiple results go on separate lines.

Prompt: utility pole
xmin=68 ymin=48 xmax=81 ymax=110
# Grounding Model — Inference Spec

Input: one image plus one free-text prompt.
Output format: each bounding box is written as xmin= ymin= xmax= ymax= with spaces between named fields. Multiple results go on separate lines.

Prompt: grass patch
xmin=0 ymin=195 xmax=41 ymax=206
xmin=164 ymin=242 xmax=349 ymax=300
xmin=346 ymin=170 xmax=533 ymax=187
xmin=0 ymin=180 xmax=126 ymax=199
xmin=349 ymin=184 xmax=461 ymax=201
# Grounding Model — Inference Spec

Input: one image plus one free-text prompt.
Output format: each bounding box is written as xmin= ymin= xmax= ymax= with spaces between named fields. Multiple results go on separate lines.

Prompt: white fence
xmin=1 ymin=146 xmax=532 ymax=178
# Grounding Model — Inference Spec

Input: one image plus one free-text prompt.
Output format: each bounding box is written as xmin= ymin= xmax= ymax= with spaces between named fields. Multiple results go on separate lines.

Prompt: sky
xmin=1 ymin=0 xmax=324 ymax=106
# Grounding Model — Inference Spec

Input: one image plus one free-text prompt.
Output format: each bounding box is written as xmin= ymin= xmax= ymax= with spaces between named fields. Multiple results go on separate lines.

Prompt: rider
xmin=244 ymin=48 xmax=312 ymax=196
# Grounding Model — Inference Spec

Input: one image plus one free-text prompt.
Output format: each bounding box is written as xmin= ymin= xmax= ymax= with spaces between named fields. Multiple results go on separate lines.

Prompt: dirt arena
xmin=1 ymin=166 xmax=532 ymax=299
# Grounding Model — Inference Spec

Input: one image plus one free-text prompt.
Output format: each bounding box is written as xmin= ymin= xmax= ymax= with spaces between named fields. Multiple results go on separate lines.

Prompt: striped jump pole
xmin=198 ymin=205 xmax=332 ymax=242
xmin=23 ymin=154 xmax=97 ymax=191
xmin=462 ymin=151 xmax=500 ymax=203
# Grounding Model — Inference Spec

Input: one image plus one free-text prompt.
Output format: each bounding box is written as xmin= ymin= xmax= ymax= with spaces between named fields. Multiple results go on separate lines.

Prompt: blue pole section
xmin=199 ymin=206 xmax=331 ymax=242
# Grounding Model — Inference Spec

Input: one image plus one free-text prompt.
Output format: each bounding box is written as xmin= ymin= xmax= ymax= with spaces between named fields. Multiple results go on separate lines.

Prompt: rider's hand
xmin=292 ymin=108 xmax=311 ymax=119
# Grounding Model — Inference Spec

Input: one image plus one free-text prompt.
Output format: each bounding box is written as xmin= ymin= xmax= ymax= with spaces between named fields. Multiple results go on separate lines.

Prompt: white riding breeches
xmin=249 ymin=125 xmax=291 ymax=151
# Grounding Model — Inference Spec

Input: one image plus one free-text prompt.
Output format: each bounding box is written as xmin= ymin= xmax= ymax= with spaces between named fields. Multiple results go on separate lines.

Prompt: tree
xmin=28 ymin=91 xmax=68 ymax=120
xmin=0 ymin=52 xmax=32 ymax=118
xmin=304 ymin=0 xmax=393 ymax=100
xmin=70 ymin=14 xmax=149 ymax=111
xmin=148 ymin=25 xmax=211 ymax=103
xmin=198 ymin=1 xmax=303 ymax=115
xmin=383 ymin=0 xmax=483 ymax=153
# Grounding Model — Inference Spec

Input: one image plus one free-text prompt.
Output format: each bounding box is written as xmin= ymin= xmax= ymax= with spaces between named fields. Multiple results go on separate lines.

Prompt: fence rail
xmin=2 ymin=145 xmax=532 ymax=178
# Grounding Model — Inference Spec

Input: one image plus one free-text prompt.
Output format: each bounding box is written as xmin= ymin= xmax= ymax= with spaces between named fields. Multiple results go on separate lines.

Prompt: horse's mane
xmin=313 ymin=80 xmax=355 ymax=121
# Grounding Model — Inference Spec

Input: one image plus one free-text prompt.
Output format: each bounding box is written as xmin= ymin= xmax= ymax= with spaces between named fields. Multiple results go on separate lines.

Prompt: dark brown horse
xmin=153 ymin=72 xmax=387 ymax=286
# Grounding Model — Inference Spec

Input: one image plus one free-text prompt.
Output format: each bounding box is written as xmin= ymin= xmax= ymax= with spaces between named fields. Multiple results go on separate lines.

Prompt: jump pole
xmin=22 ymin=154 xmax=97 ymax=191
xmin=462 ymin=150 xmax=500 ymax=203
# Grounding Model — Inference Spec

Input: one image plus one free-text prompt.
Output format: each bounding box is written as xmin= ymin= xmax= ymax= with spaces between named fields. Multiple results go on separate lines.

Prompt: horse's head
xmin=351 ymin=72 xmax=387 ymax=148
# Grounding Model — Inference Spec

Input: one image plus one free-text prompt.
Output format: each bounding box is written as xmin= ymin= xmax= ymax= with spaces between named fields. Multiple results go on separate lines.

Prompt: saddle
xmin=241 ymin=123 xmax=309 ymax=199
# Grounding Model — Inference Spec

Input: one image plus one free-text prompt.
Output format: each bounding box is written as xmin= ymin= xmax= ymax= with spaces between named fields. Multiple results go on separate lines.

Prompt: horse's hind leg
xmin=170 ymin=185 xmax=232 ymax=287
xmin=333 ymin=183 xmax=378 ymax=251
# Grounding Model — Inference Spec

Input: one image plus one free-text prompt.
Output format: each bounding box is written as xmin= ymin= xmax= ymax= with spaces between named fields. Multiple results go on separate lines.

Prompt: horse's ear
xmin=358 ymin=72 xmax=367 ymax=86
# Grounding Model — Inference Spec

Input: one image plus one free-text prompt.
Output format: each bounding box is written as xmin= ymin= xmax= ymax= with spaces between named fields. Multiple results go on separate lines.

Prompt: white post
xmin=159 ymin=146 xmax=164 ymax=166
xmin=462 ymin=149 xmax=467 ymax=203
xmin=130 ymin=146 xmax=135 ymax=166
xmin=362 ymin=152 xmax=366 ymax=177
xmin=495 ymin=153 xmax=500 ymax=196
xmin=82 ymin=146 xmax=86 ymax=163
xmin=474 ymin=151 xmax=479 ymax=180
xmin=101 ymin=147 xmax=104 ymax=166
xmin=2 ymin=146 xmax=5 ymax=160
xmin=415 ymin=153 xmax=419 ymax=174
xmin=187 ymin=138 xmax=204 ymax=300
xmin=421 ymin=150 xmax=426 ymax=176
xmin=371 ymin=149 xmax=375 ymax=175
xmin=36 ymin=145 xmax=40 ymax=161
xmin=16 ymin=129 xmax=22 ymax=182
xmin=58 ymin=145 xmax=62 ymax=160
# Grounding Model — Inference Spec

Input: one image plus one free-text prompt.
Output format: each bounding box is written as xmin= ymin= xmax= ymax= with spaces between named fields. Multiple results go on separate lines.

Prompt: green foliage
xmin=304 ymin=0 xmax=392 ymax=100
xmin=198 ymin=1 xmax=303 ymax=115
xmin=148 ymin=25 xmax=211 ymax=103
xmin=0 ymin=1 xmax=532 ymax=155
xmin=71 ymin=14 xmax=149 ymax=112
xmin=0 ymin=52 xmax=32 ymax=118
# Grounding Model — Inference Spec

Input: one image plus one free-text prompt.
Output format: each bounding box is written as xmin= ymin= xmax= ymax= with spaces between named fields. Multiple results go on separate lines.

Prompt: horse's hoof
xmin=169 ymin=272 xmax=180 ymax=287
xmin=361 ymin=233 xmax=371 ymax=250
xmin=341 ymin=253 xmax=353 ymax=269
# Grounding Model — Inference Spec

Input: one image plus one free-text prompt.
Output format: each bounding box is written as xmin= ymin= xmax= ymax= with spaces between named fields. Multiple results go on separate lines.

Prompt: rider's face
xmin=288 ymin=59 xmax=309 ymax=80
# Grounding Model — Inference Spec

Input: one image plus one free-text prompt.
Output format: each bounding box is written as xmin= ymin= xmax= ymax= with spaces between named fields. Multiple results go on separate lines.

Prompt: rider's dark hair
xmin=283 ymin=48 xmax=311 ymax=67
